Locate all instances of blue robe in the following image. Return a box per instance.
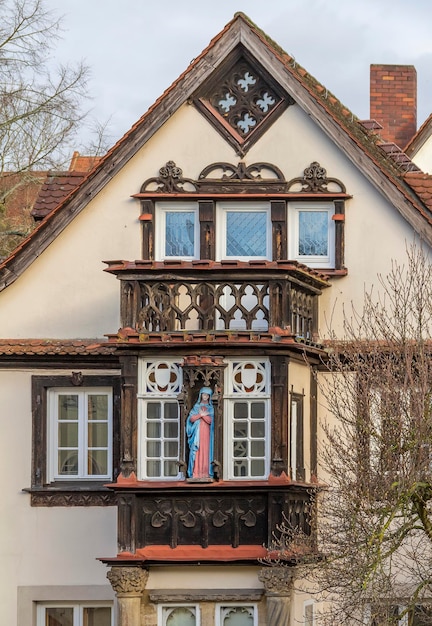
[186,387,214,478]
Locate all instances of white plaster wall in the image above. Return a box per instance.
[0,102,421,340]
[411,137,432,173]
[148,565,261,589]
[289,359,312,481]
[0,94,426,624]
[0,370,117,625]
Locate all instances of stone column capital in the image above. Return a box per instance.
[107,566,148,595]
[258,566,296,596]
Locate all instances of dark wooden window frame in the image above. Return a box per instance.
[289,391,305,481]
[141,196,345,272]
[28,374,121,506]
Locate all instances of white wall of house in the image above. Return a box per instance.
[0,70,426,625]
[0,103,419,341]
[410,137,432,173]
[0,369,117,625]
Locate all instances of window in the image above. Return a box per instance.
[290,393,305,481]
[156,202,199,260]
[217,202,271,260]
[138,360,183,480]
[31,375,120,505]
[224,360,270,479]
[37,603,112,626]
[138,358,271,481]
[304,600,315,626]
[48,388,112,481]
[158,605,199,626]
[216,604,257,626]
[289,202,335,268]
[368,604,432,625]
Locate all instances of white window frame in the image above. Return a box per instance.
[304,600,315,626]
[158,603,200,625]
[155,201,199,260]
[216,602,258,626]
[47,387,113,481]
[223,359,271,480]
[288,202,335,268]
[36,602,113,626]
[138,359,183,481]
[216,201,271,261]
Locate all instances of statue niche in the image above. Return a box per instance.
[180,357,225,482]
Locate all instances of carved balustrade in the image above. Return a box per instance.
[116,483,315,553]
[105,262,328,346]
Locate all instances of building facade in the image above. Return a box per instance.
[1,13,432,626]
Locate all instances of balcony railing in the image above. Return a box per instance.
[105,261,329,345]
[115,482,315,554]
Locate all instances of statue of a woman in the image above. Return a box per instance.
[186,387,214,479]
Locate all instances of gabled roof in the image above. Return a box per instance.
[403,172,432,209]
[0,172,46,221]
[1,12,432,291]
[405,113,432,159]
[31,170,89,221]
[31,151,103,220]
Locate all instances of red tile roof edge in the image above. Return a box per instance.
[0,338,115,356]
[113,545,268,562]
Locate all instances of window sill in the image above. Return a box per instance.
[320,267,348,277]
[23,483,117,507]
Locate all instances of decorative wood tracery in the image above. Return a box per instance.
[120,276,319,345]
[116,487,314,551]
[287,161,346,193]
[192,48,293,155]
[197,161,286,193]
[140,161,197,193]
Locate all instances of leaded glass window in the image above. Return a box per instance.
[217,203,271,260]
[226,211,267,257]
[298,210,328,256]
[160,606,197,626]
[289,203,335,268]
[166,211,196,257]
[217,605,257,626]
[156,203,199,260]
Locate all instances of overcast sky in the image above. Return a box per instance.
[44,0,432,150]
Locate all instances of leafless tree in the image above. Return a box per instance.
[264,244,432,625]
[0,0,94,257]
[314,243,432,625]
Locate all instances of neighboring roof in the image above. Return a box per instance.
[1,12,432,291]
[0,172,46,221]
[68,150,102,172]
[31,151,103,220]
[31,170,89,220]
[403,172,432,209]
[405,113,432,158]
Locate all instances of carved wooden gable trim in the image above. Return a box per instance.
[192,47,294,156]
[138,160,347,197]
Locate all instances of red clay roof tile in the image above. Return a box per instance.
[404,172,432,211]
[0,339,115,356]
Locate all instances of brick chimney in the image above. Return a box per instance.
[370,64,417,149]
